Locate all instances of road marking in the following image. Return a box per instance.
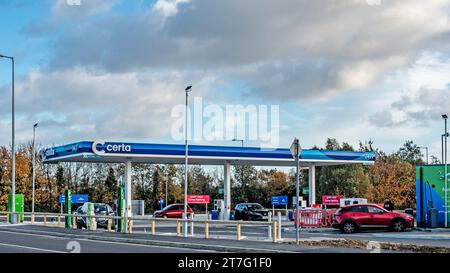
[0,227,299,253]
[75,238,215,252]
[0,229,68,241]
[0,242,65,253]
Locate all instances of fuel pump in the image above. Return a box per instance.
[64,189,72,228]
[117,186,125,232]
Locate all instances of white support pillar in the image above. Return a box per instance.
[308,163,316,205]
[223,161,231,220]
[124,161,132,232]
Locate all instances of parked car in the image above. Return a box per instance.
[75,203,115,229]
[332,204,414,234]
[153,204,194,218]
[233,203,270,221]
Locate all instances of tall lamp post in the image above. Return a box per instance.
[0,54,15,224]
[164,164,168,208]
[443,134,449,164]
[419,147,429,165]
[184,85,192,237]
[32,123,38,217]
[443,114,448,227]
[232,139,245,198]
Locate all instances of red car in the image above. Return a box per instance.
[153,204,194,218]
[332,204,414,234]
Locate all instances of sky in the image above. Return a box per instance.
[0,0,449,161]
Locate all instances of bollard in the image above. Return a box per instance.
[57,216,61,227]
[152,220,156,235]
[205,222,209,239]
[72,216,77,229]
[277,212,282,240]
[237,223,241,241]
[177,220,181,237]
[107,219,112,231]
[44,214,47,226]
[267,212,272,240]
[190,220,194,237]
[31,213,35,225]
[7,213,10,224]
[129,219,133,234]
[273,221,277,243]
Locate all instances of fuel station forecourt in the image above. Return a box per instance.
[40,140,376,234]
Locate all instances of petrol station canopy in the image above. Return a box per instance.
[40,141,376,167]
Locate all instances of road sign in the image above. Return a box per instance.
[59,194,89,204]
[271,195,288,206]
[187,195,210,204]
[322,195,341,206]
[302,187,309,194]
[290,138,302,158]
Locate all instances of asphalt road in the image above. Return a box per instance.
[131,220,450,248]
[0,229,214,253]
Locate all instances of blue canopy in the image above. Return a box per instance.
[40,141,376,167]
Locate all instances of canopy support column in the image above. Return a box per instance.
[224,161,231,220]
[124,160,132,232]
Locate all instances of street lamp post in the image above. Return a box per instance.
[443,134,449,164]
[165,164,168,208]
[443,114,448,227]
[184,85,192,237]
[419,147,429,165]
[0,54,15,224]
[32,123,38,216]
[290,138,302,244]
[232,139,244,197]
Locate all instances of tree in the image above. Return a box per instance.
[104,167,117,204]
[367,154,415,209]
[396,140,423,165]
[56,165,66,190]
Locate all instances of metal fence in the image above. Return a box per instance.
[0,211,283,242]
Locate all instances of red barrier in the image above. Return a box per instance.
[293,209,336,228]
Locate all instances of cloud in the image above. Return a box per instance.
[52,0,119,18]
[0,67,221,145]
[42,0,450,102]
[369,52,450,128]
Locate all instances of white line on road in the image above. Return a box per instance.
[0,229,68,241]
[75,238,216,252]
[0,242,65,253]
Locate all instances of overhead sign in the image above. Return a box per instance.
[59,194,89,204]
[187,195,210,204]
[271,195,288,206]
[322,195,341,206]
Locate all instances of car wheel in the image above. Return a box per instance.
[392,219,405,232]
[341,221,357,234]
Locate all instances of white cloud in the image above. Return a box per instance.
[152,0,190,18]
[0,67,222,145]
[369,52,450,128]
[52,0,118,18]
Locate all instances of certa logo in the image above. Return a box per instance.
[92,141,132,155]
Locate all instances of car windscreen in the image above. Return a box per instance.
[94,204,108,213]
[247,204,264,210]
